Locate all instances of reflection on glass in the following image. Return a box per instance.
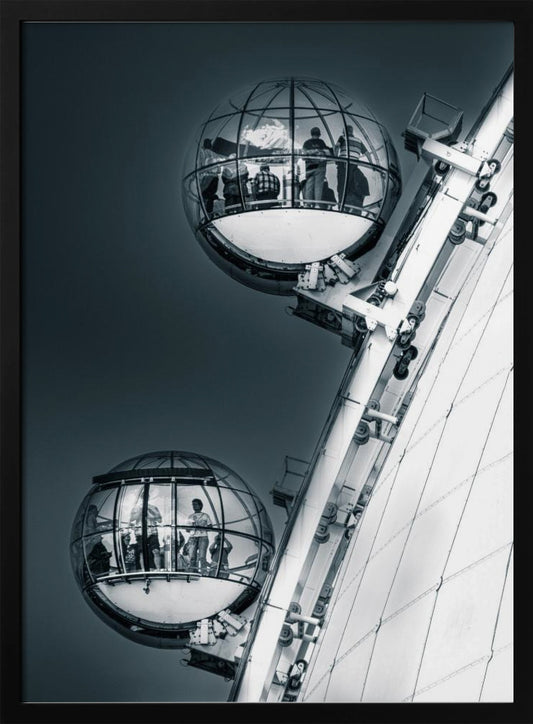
[71,494,90,542]
[197,139,223,215]
[85,488,116,533]
[208,532,233,578]
[344,114,388,168]
[175,527,188,571]
[183,174,202,228]
[182,77,402,259]
[224,535,260,585]
[201,115,242,160]
[71,538,85,581]
[118,484,143,572]
[120,527,138,572]
[221,158,251,213]
[336,159,370,212]
[240,112,291,157]
[219,488,260,538]
[85,533,114,578]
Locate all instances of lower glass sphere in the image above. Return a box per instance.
[70,451,275,648]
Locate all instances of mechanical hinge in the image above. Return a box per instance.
[189,618,217,646]
[355,399,399,445]
[421,137,482,176]
[273,670,289,686]
[297,261,326,291]
[188,610,247,647]
[279,602,321,647]
[216,609,247,636]
[343,292,403,342]
[314,502,338,544]
[327,254,361,284]
[283,659,309,701]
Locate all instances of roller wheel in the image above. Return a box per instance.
[448,219,467,245]
[393,363,409,380]
[398,329,416,349]
[481,191,498,209]
[279,624,294,647]
[354,421,370,445]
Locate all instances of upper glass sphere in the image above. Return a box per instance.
[182,77,402,294]
[70,451,275,648]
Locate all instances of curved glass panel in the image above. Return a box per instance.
[343,114,388,168]
[71,491,91,542]
[85,487,117,534]
[218,158,250,213]
[209,86,256,119]
[145,483,171,571]
[246,82,290,112]
[239,111,291,158]
[201,115,242,161]
[84,531,116,580]
[379,172,402,222]
[182,76,401,273]
[71,452,276,648]
[109,451,214,474]
[176,484,220,528]
[116,483,144,571]
[218,487,261,538]
[247,158,288,209]
[224,534,260,585]
[75,478,272,578]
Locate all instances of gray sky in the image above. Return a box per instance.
[22,21,513,702]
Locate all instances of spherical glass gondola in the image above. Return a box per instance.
[70,451,275,648]
[182,77,402,295]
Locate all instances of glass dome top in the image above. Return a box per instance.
[107,451,214,475]
[71,452,275,648]
[182,77,401,294]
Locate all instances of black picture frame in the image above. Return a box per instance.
[1,2,530,723]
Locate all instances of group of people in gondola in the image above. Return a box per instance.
[197,125,370,214]
[85,497,233,578]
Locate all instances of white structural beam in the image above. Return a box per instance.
[233,69,513,703]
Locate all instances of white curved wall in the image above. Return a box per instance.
[301,196,513,703]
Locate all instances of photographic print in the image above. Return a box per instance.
[1,2,524,720]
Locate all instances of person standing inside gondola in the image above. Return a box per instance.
[302,127,331,207]
[129,499,163,571]
[335,125,369,211]
[186,498,213,574]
